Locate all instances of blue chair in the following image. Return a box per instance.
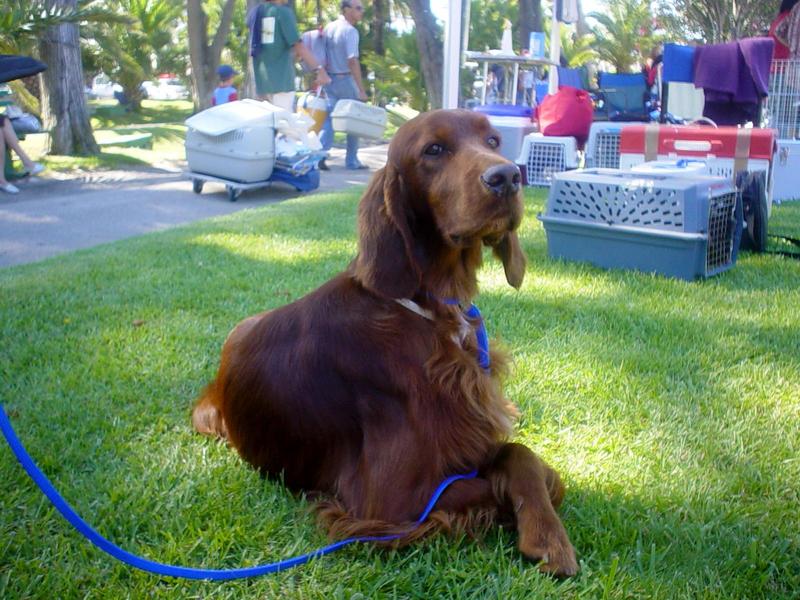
[659,43,696,123]
[557,67,586,90]
[597,72,650,121]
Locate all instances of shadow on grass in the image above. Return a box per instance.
[44,149,153,172]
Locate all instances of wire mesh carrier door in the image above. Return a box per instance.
[538,169,739,280]
[516,133,579,187]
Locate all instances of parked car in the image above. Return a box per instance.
[141,76,189,100]
[88,74,122,99]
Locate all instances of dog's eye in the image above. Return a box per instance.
[487,136,500,149]
[424,143,444,156]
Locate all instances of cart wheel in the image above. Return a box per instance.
[740,171,768,253]
[192,179,204,194]
[227,186,241,202]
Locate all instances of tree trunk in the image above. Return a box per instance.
[408,0,443,110]
[373,0,386,56]
[518,0,542,51]
[187,0,238,111]
[39,0,99,156]
[575,0,590,37]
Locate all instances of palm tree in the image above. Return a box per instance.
[0,0,122,115]
[84,0,183,111]
[589,0,654,73]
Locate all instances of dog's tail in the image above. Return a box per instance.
[191,383,228,440]
[315,498,497,547]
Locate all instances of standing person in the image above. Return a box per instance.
[319,0,368,170]
[211,64,238,106]
[247,0,330,111]
[770,0,800,60]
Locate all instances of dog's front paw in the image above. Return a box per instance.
[518,520,579,578]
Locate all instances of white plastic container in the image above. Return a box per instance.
[331,100,387,139]
[772,139,800,202]
[631,159,707,177]
[184,99,283,182]
[488,115,537,162]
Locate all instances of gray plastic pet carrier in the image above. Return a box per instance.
[585,122,639,169]
[538,169,739,280]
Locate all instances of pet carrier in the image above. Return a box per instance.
[618,124,774,180]
[772,140,800,202]
[766,59,800,203]
[331,100,387,139]
[585,122,640,169]
[185,99,281,183]
[515,133,579,187]
[487,115,537,162]
[538,169,739,280]
[619,124,775,250]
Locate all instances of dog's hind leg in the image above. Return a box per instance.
[192,315,263,440]
[192,383,228,440]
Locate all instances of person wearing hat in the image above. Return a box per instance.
[212,65,239,106]
[247,0,330,111]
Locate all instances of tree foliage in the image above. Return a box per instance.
[589,0,656,73]
[82,0,183,111]
[656,0,775,44]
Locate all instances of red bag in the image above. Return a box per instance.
[535,86,593,147]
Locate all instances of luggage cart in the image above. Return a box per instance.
[187,167,320,202]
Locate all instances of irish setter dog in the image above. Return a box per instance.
[192,109,578,577]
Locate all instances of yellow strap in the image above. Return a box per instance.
[645,123,660,162]
[733,128,751,182]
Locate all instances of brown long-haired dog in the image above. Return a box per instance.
[192,109,578,576]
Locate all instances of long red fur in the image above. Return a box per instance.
[192,110,579,576]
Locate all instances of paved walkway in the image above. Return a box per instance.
[0,144,388,268]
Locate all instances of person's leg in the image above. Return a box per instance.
[2,119,42,174]
[0,125,9,184]
[319,84,338,152]
[343,78,364,169]
[345,133,363,169]
[0,123,20,193]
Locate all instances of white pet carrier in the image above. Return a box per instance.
[515,133,579,187]
[331,100,387,139]
[184,99,282,183]
[487,115,537,162]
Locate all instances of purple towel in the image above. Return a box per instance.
[738,37,774,97]
[694,42,741,99]
[693,38,774,104]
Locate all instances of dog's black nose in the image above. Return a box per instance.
[480,164,521,197]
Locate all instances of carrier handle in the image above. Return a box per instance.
[687,117,718,128]
[666,138,724,153]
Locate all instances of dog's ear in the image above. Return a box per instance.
[351,165,422,298]
[492,231,526,289]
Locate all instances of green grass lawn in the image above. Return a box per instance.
[18,99,193,173]
[1,189,799,599]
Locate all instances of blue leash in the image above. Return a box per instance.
[0,405,477,580]
[443,300,491,371]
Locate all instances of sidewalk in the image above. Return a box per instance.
[0,144,388,269]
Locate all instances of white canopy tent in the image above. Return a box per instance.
[442,1,562,109]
